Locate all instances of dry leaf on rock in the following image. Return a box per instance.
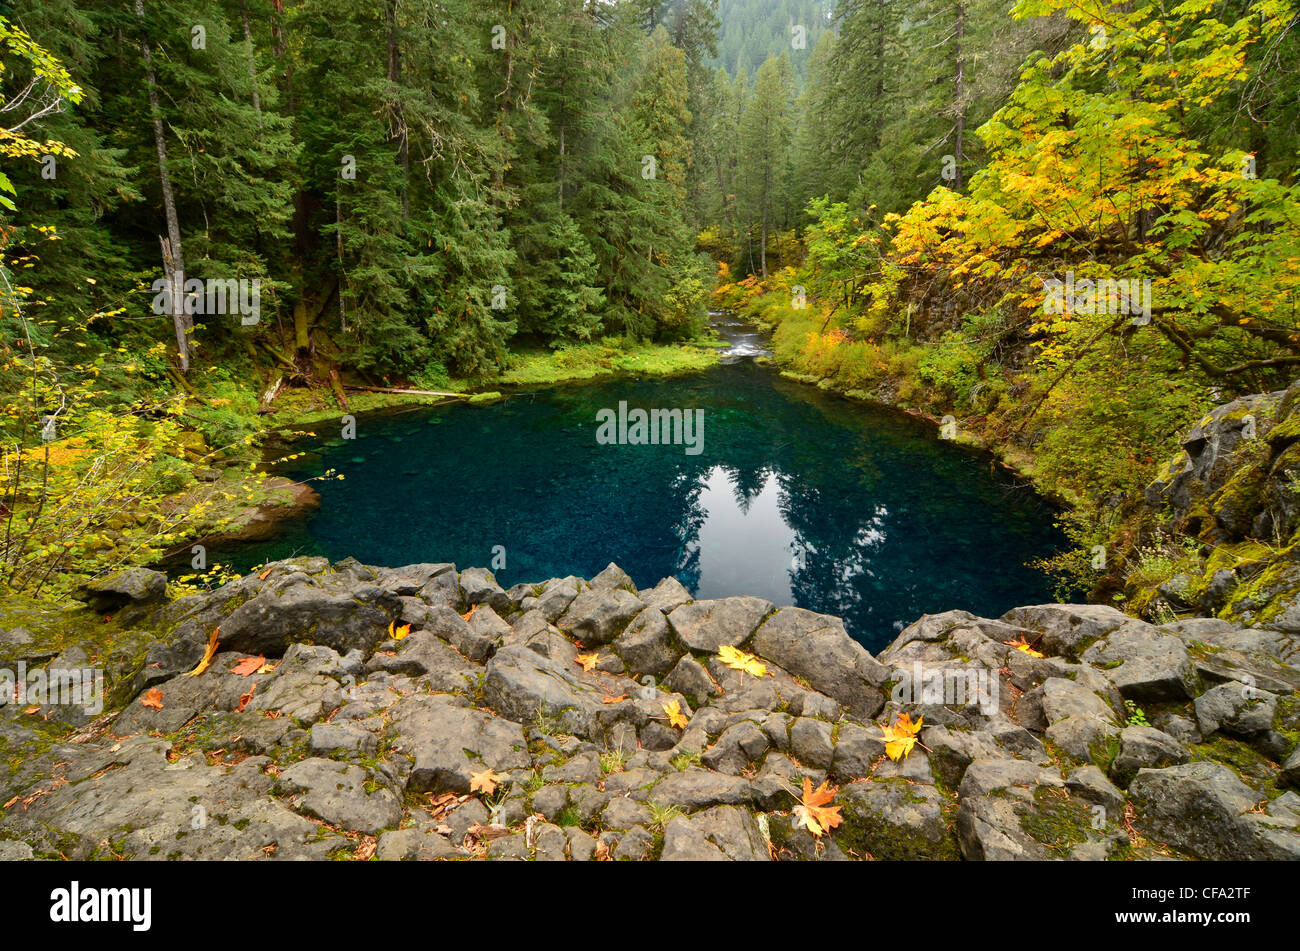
[792,777,842,837]
[140,688,164,711]
[184,628,219,677]
[718,644,768,678]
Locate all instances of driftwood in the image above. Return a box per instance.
[342,384,466,399]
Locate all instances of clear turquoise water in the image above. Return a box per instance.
[220,363,1065,653]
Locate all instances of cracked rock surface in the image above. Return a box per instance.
[1,561,1297,860]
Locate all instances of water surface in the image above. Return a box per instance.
[225,340,1064,651]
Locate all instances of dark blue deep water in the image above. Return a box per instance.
[222,362,1064,652]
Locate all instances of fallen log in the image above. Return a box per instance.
[342,384,466,398]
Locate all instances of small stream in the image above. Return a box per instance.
[712,309,774,363]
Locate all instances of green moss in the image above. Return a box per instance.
[1019,785,1096,857]
[496,339,719,387]
[1221,551,1300,624]
[834,780,960,861]
[1266,411,1300,447]
[1188,736,1276,790]
[555,804,584,828]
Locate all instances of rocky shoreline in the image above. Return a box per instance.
[1,558,1297,861]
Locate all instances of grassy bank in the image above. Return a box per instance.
[496,335,721,386]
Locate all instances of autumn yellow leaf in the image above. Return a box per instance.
[1003,636,1044,658]
[140,688,164,711]
[231,655,265,677]
[792,777,842,837]
[574,652,599,672]
[388,620,411,641]
[183,628,219,677]
[662,699,688,730]
[470,769,506,796]
[717,644,768,678]
[881,712,924,761]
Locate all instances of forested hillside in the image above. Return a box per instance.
[3,0,1300,876]
[707,0,832,77]
[2,0,718,388]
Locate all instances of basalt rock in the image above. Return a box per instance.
[1,558,1297,862]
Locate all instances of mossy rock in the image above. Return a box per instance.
[1019,785,1102,857]
[835,779,960,860]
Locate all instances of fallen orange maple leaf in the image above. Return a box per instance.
[1003,636,1044,658]
[574,652,599,672]
[235,683,256,713]
[140,688,164,711]
[792,777,842,837]
[231,655,265,677]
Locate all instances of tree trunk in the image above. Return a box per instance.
[135,0,190,373]
[494,1,514,192]
[336,196,347,332]
[241,0,262,124]
[952,1,966,191]
[386,0,409,218]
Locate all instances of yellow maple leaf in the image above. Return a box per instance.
[1003,636,1044,658]
[388,620,411,641]
[470,768,506,796]
[574,652,599,672]
[881,712,924,761]
[183,627,220,678]
[718,644,768,678]
[662,699,688,730]
[792,777,842,837]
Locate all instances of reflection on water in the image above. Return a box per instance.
[218,358,1065,653]
[688,466,796,605]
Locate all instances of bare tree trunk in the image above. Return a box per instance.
[952,0,966,191]
[386,0,410,218]
[240,0,263,126]
[135,0,190,373]
[494,1,514,193]
[336,196,347,332]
